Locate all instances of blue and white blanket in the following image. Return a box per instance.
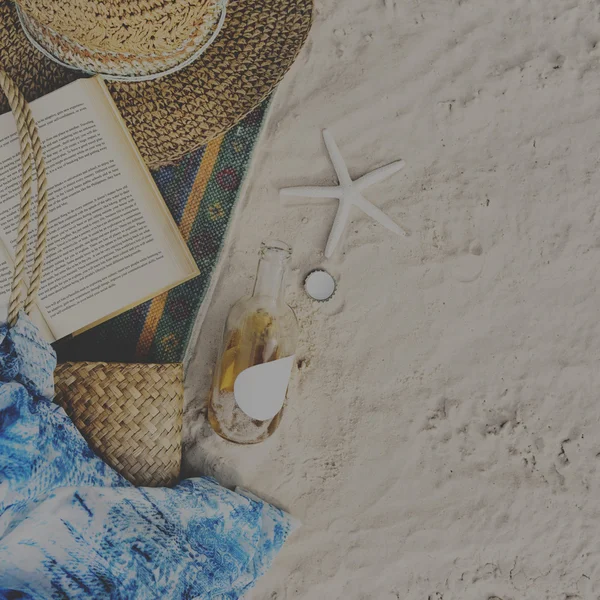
[0,315,296,599]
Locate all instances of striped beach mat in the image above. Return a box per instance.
[54,99,270,364]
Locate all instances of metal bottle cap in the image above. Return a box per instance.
[304,269,336,302]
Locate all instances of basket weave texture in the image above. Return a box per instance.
[16,0,216,55]
[54,362,184,487]
[17,0,224,78]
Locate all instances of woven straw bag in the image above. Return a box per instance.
[54,362,183,486]
[0,71,183,487]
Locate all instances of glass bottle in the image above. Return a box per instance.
[208,241,299,444]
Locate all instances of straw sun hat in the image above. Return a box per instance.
[0,0,312,167]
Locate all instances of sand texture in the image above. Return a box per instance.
[185,0,600,597]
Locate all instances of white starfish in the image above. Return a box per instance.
[280,129,407,258]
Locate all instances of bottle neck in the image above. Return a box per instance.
[252,243,290,301]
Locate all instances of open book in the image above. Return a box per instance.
[0,77,199,342]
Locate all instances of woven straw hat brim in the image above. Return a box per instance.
[0,0,312,168]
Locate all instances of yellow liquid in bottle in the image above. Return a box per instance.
[208,310,284,444]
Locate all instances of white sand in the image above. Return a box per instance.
[185,0,600,597]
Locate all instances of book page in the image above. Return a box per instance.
[0,77,198,341]
[0,240,55,341]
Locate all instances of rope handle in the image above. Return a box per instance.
[0,72,49,326]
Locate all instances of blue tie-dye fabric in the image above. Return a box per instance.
[0,314,297,599]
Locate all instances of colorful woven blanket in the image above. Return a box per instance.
[55,100,270,364]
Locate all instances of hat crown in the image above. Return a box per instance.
[16,0,216,55]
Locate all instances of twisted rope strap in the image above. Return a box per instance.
[0,72,49,326]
